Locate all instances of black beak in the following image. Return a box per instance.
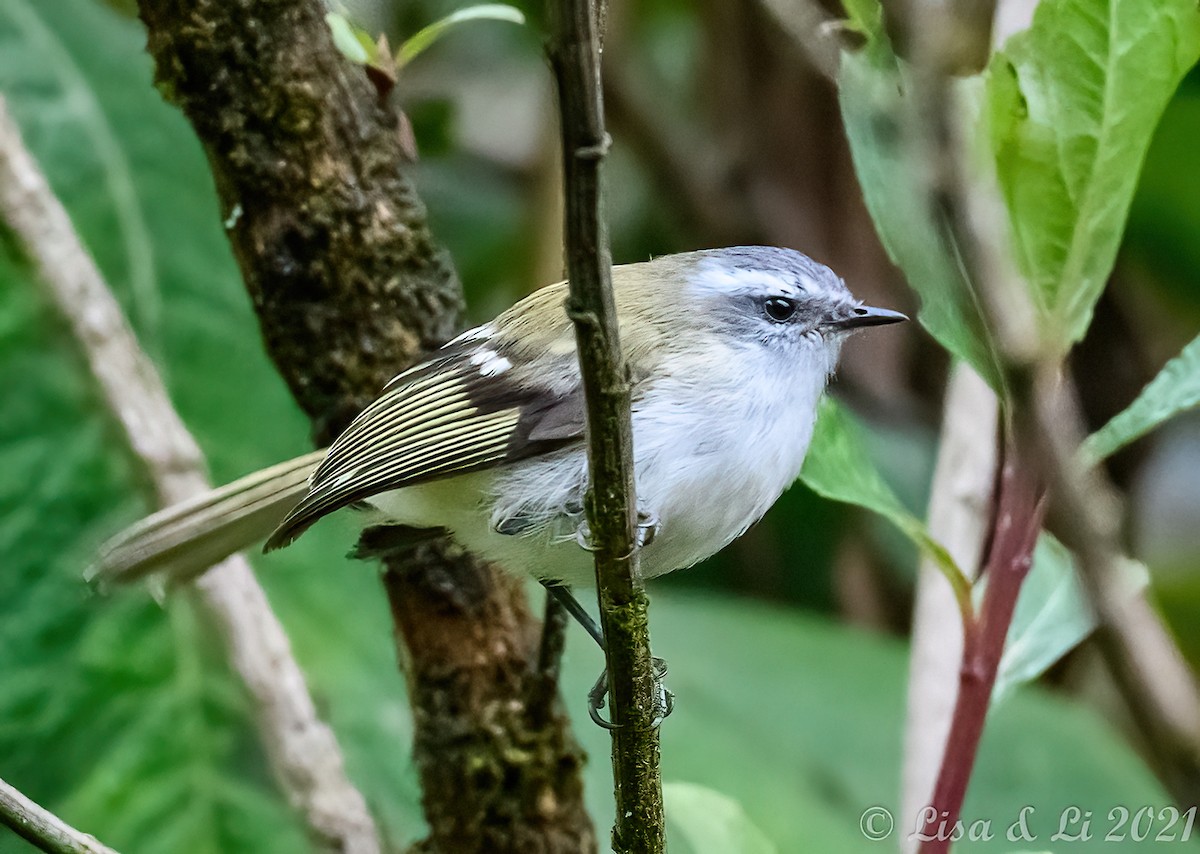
[823,305,908,331]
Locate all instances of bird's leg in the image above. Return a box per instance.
[544,583,605,650]
[541,581,674,729]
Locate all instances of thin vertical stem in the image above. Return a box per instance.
[916,441,1044,854]
[545,0,665,850]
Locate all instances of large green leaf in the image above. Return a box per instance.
[838,45,1002,390]
[1082,332,1200,462]
[0,247,305,852]
[0,0,419,848]
[563,592,1176,852]
[987,0,1200,350]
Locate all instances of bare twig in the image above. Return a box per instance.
[898,5,1047,846]
[547,0,665,851]
[901,364,997,847]
[0,98,381,854]
[528,595,572,729]
[0,776,119,854]
[894,0,998,76]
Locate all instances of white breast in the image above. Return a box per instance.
[629,343,828,577]
[367,340,833,587]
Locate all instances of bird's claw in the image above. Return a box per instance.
[574,519,598,552]
[586,656,674,729]
[573,508,659,555]
[636,510,659,549]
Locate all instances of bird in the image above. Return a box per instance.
[89,246,905,721]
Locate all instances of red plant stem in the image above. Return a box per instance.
[916,453,1045,854]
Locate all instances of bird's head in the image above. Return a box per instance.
[631,246,906,379]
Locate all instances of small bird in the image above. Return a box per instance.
[90,246,904,718]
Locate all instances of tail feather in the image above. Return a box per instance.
[88,450,326,586]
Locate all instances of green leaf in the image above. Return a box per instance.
[987,0,1200,350]
[664,783,778,854]
[801,398,971,606]
[0,235,304,853]
[0,0,420,848]
[563,592,1176,853]
[838,46,1002,390]
[0,3,301,850]
[1082,332,1200,462]
[992,535,1149,703]
[839,0,887,48]
[325,12,373,65]
[396,4,526,70]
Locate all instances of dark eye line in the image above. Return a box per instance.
[763,296,797,322]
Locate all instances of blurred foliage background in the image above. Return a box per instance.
[1,0,1198,851]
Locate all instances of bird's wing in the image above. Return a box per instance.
[265,338,585,549]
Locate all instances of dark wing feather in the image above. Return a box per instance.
[265,345,584,550]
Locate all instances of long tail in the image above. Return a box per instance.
[87,450,326,586]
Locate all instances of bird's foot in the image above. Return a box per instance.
[587,656,674,729]
[573,508,659,554]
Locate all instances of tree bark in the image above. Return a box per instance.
[133,1,594,850]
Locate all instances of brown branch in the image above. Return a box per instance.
[0,776,119,854]
[0,98,380,853]
[885,6,1042,844]
[916,443,1044,854]
[547,1,665,852]
[529,595,572,730]
[130,0,593,849]
[894,6,1044,847]
[381,546,593,853]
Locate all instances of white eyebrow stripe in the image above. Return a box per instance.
[692,264,802,298]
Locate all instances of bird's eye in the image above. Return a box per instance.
[763,297,797,322]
